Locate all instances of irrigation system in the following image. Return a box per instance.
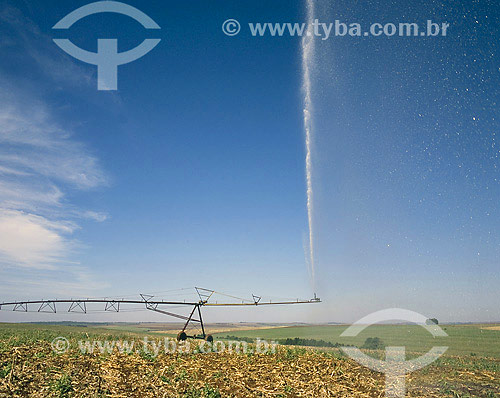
[0,287,321,342]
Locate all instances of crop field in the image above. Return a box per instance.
[0,323,499,397]
[214,324,500,359]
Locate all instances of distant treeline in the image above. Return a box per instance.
[224,336,255,344]
[223,336,353,348]
[277,338,353,348]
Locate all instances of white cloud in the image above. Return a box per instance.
[0,210,77,269]
[0,84,108,293]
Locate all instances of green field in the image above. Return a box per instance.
[1,322,499,359]
[214,324,500,359]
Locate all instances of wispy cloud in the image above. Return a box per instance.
[0,84,108,298]
[0,88,110,297]
[0,86,107,273]
[0,105,107,190]
[0,4,93,87]
[0,265,109,298]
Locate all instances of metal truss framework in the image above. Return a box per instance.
[0,288,321,341]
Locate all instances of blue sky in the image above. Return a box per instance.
[0,0,498,323]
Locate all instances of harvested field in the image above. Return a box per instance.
[482,326,500,331]
[0,324,499,397]
[1,341,499,397]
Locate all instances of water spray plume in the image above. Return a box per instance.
[301,0,316,289]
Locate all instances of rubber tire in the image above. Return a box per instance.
[177,331,187,341]
[205,334,213,343]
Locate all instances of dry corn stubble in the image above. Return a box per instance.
[0,342,498,397]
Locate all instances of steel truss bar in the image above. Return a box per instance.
[140,294,201,323]
[140,294,155,303]
[147,306,201,322]
[69,301,87,313]
[176,304,209,341]
[0,299,321,309]
[197,305,205,337]
[195,287,214,303]
[0,299,320,308]
[204,299,319,306]
[0,299,200,306]
[38,301,57,313]
[13,303,28,312]
[181,305,200,334]
[105,301,120,312]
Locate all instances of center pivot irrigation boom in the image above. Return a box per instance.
[0,288,321,342]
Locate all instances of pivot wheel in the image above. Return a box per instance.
[177,331,187,341]
[205,334,213,343]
